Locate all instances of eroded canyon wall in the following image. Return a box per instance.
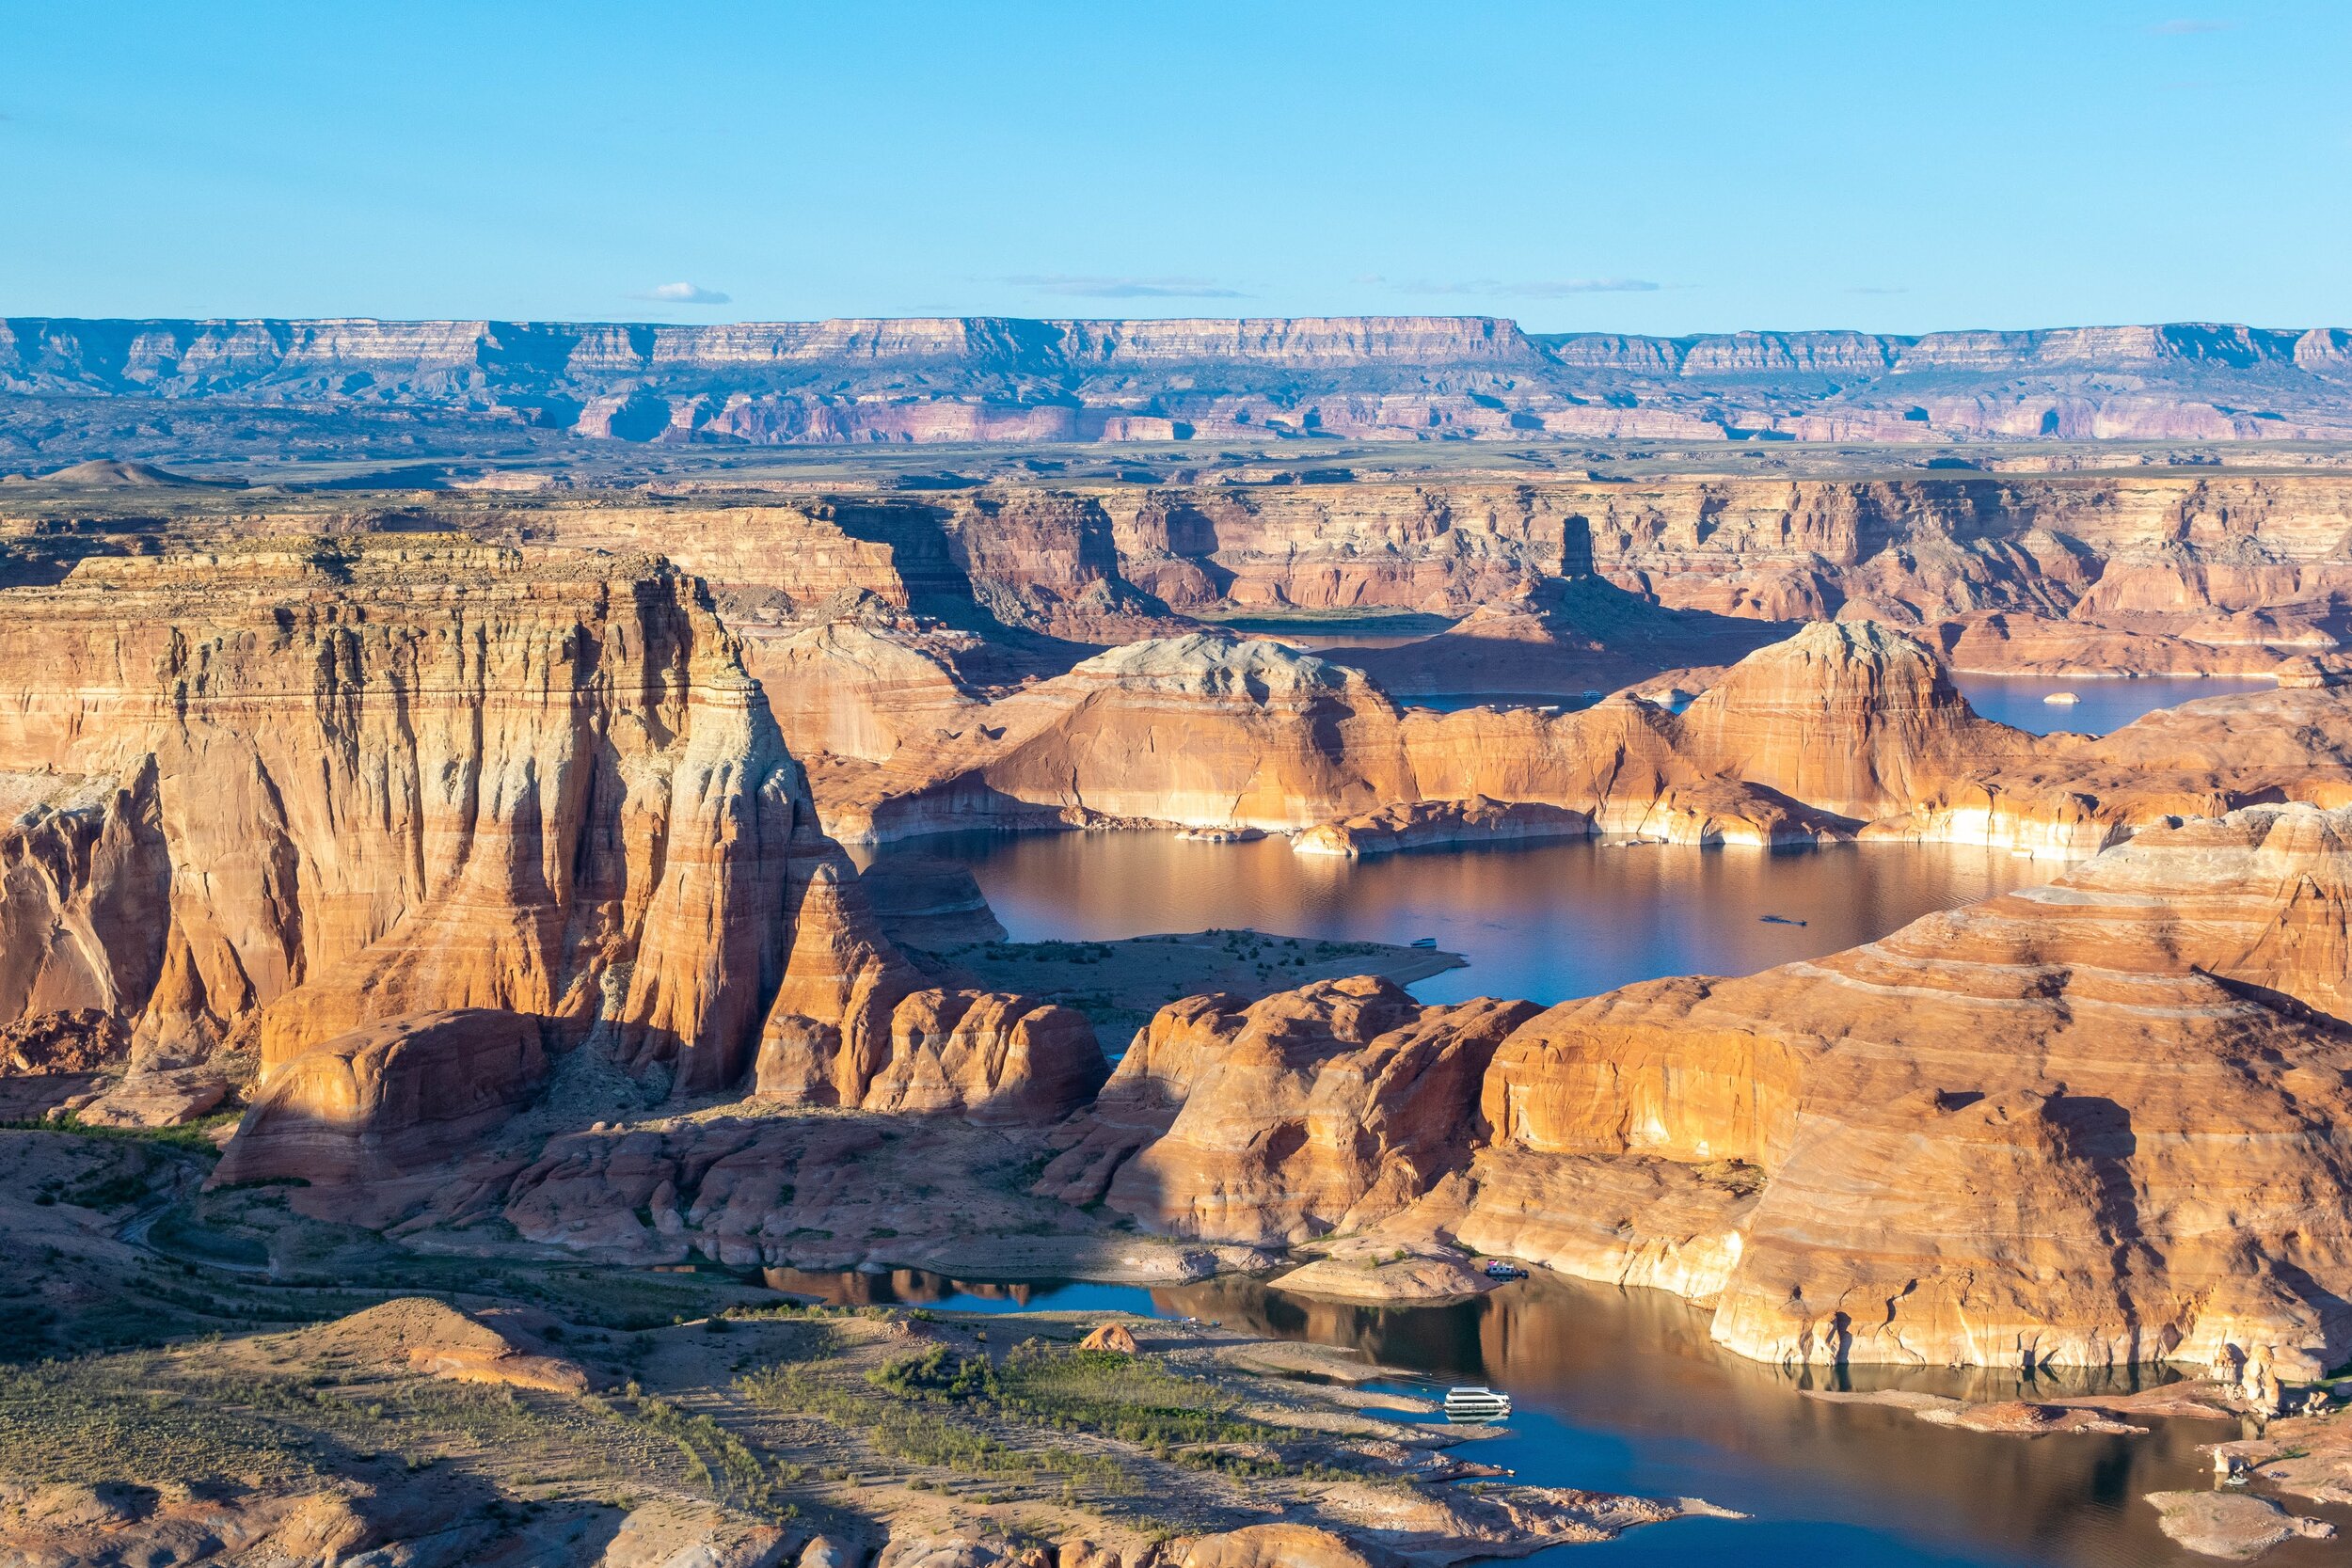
[511,474,2352,666]
[1057,804,2352,1379]
[0,539,883,1091]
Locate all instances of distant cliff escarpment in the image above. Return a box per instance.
[5,315,2351,445]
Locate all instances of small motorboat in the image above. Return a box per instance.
[2042,691,2082,705]
[1444,1386,1513,1422]
[1410,936,1438,949]
[1483,1259,1528,1280]
[1759,913,1807,927]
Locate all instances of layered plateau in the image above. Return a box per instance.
[7,314,2352,449]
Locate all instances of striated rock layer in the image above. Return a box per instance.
[10,315,2352,445]
[1067,804,2352,1378]
[0,539,1101,1153]
[814,616,2352,867]
[1041,976,1536,1247]
[1467,802,2352,1377]
[816,621,2038,847]
[0,539,861,1089]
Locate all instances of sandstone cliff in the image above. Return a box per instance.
[806,613,2352,868]
[21,472,2350,683]
[1053,803,2352,1378]
[0,539,849,1090]
[1466,802,2352,1378]
[0,539,1106,1151]
[813,621,2038,851]
[816,634,1422,841]
[1041,976,1536,1247]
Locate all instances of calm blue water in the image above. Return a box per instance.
[1951,673,2276,736]
[859,832,2049,1006]
[1395,674,2272,730]
[759,1267,2337,1568]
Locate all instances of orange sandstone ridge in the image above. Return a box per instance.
[806,617,2352,859]
[1063,804,2352,1379]
[0,540,1097,1115]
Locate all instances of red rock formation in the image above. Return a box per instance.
[0,1009,129,1075]
[297,1297,590,1394]
[857,990,1105,1126]
[818,634,1422,842]
[0,540,885,1096]
[1467,802,2352,1377]
[1053,975,1536,1246]
[1867,683,2352,856]
[212,1009,548,1190]
[1289,799,1591,858]
[749,608,987,765]
[1669,619,2024,821]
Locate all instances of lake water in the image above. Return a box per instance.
[816,832,2351,1564]
[757,1266,2345,1568]
[857,832,2052,1006]
[831,673,2322,1562]
[1951,673,2276,736]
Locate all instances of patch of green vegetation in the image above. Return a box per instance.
[992,1340,1286,1450]
[626,1391,800,1517]
[0,1342,674,1497]
[739,1345,1129,1491]
[0,1354,317,1484]
[2,1112,240,1158]
[742,1335,1317,1497]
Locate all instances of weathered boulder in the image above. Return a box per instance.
[1077,1322,1139,1354]
[1083,975,1536,1246]
[212,1009,547,1189]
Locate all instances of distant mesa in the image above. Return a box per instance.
[31,458,206,487]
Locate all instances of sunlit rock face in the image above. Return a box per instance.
[1472,802,2352,1378]
[211,1008,548,1189]
[0,539,868,1092]
[1041,974,1536,1247]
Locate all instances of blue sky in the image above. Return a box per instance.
[4,2,2344,333]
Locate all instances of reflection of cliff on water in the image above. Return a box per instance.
[1146,1271,2343,1568]
[761,1266,1048,1307]
[866,831,2056,1006]
[747,1265,2347,1564]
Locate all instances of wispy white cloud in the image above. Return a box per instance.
[2148,18,2235,34]
[628,281,731,304]
[1392,277,1662,297]
[1002,274,1248,299]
